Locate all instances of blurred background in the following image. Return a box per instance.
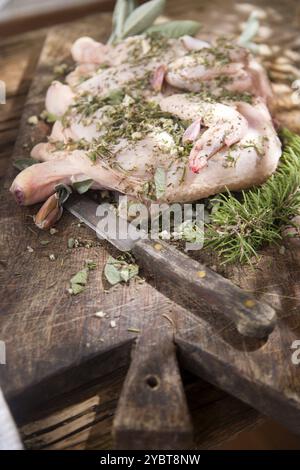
[0,0,115,36]
[1,0,300,450]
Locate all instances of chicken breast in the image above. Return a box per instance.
[10,33,281,206]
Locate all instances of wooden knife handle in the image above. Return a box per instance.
[132,238,276,338]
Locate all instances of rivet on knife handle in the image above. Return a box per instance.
[132,239,276,338]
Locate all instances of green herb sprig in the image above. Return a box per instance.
[108,0,200,44]
[204,129,300,264]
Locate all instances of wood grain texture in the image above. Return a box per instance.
[1,0,300,449]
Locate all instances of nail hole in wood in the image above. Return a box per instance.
[146,375,160,390]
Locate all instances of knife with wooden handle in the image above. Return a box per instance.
[65,194,276,338]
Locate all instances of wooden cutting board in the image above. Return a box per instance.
[1,2,300,449]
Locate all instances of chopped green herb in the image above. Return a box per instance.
[86,260,97,270]
[53,63,69,76]
[178,220,203,244]
[154,167,166,199]
[121,0,166,38]
[71,283,85,295]
[205,129,300,264]
[73,179,94,194]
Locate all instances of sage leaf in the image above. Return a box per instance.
[86,260,97,270]
[73,179,94,194]
[147,20,201,39]
[128,263,139,279]
[178,220,203,244]
[122,0,166,38]
[154,167,166,199]
[13,158,36,171]
[68,238,75,249]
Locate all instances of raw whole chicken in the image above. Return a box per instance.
[10,33,281,207]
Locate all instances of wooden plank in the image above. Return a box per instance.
[133,239,276,338]
[20,367,128,450]
[0,0,116,37]
[0,10,173,411]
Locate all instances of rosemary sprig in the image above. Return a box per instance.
[204,129,300,264]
